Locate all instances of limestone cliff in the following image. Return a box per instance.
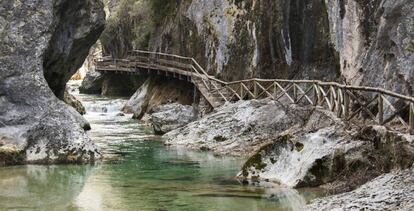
[143,0,413,95]
[0,0,105,165]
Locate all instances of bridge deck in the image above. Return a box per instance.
[95,50,414,135]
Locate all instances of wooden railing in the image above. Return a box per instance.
[95,50,414,135]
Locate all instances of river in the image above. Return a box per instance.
[0,81,322,211]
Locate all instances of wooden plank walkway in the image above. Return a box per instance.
[95,50,414,135]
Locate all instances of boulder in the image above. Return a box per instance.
[122,78,150,115]
[164,99,338,157]
[79,70,104,94]
[0,0,105,165]
[64,89,86,115]
[238,124,414,190]
[151,103,197,135]
[122,76,194,119]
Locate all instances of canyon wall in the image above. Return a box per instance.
[0,0,105,165]
[141,0,413,94]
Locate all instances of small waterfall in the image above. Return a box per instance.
[83,99,126,115]
[67,80,127,116]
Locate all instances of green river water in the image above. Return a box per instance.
[0,83,322,211]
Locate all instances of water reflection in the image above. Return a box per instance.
[0,165,92,210]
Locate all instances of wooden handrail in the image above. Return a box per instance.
[94,50,414,134]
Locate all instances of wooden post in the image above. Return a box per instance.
[378,94,384,125]
[313,84,319,106]
[343,88,349,119]
[330,86,335,111]
[337,88,342,118]
[240,83,244,100]
[253,80,258,99]
[318,85,324,106]
[293,83,297,103]
[409,102,414,135]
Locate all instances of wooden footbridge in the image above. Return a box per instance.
[95,50,414,134]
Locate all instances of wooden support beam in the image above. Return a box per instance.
[337,88,343,118]
[293,83,297,102]
[240,83,244,100]
[381,96,408,127]
[294,85,313,104]
[343,88,349,119]
[273,82,278,99]
[313,84,319,106]
[378,94,384,125]
[253,80,258,99]
[330,86,336,112]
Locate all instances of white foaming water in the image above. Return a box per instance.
[83,99,126,115]
[67,80,158,154]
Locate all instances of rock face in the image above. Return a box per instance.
[164,99,338,157]
[306,167,414,210]
[42,0,106,99]
[148,0,339,81]
[138,0,413,95]
[151,103,197,135]
[0,0,105,165]
[325,0,414,95]
[122,76,194,119]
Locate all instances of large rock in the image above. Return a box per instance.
[0,0,105,165]
[238,124,414,190]
[122,76,194,119]
[122,78,150,116]
[306,167,414,210]
[79,70,104,94]
[151,103,197,135]
[164,99,338,157]
[64,89,86,115]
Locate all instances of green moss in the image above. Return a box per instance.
[0,146,24,166]
[295,142,304,152]
[241,135,293,177]
[241,153,267,177]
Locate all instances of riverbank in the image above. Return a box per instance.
[155,98,414,209]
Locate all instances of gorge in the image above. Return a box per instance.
[1,0,414,210]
